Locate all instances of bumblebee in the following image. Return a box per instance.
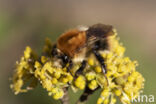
[51,23,114,78]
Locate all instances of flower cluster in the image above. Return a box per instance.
[34,59,73,99]
[10,30,145,104]
[95,36,145,104]
[10,46,38,94]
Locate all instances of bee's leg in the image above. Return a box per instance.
[93,50,109,85]
[93,50,107,74]
[75,60,87,76]
[76,60,98,104]
[67,59,73,72]
[61,55,73,72]
[93,49,109,86]
[51,45,73,72]
[77,86,100,103]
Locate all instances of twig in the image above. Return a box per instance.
[60,87,69,104]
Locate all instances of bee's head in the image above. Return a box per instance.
[86,23,114,42]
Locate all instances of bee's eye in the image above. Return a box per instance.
[64,55,69,62]
[51,45,58,56]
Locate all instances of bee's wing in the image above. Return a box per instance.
[76,36,100,52]
[86,36,99,46]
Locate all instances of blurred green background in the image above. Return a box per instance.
[0,0,156,104]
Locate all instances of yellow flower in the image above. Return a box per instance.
[88,80,98,90]
[53,90,64,100]
[51,78,58,84]
[114,89,122,96]
[97,98,103,104]
[10,46,38,94]
[86,72,96,81]
[103,99,109,104]
[74,75,86,90]
[101,88,109,97]
[95,66,102,73]
[41,56,48,64]
[88,58,94,66]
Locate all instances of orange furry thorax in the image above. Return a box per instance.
[57,29,86,57]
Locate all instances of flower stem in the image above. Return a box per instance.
[60,87,69,104]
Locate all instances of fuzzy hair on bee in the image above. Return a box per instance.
[57,29,87,58]
[51,23,115,80]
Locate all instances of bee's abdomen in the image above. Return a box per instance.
[87,23,113,38]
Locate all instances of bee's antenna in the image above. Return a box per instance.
[103,73,109,86]
[101,65,109,86]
